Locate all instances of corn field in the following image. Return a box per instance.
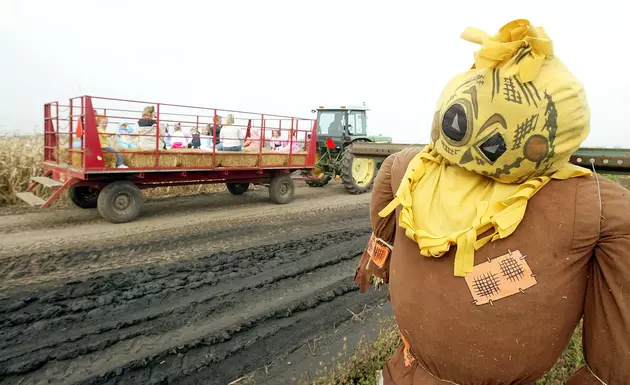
[0,135,226,206]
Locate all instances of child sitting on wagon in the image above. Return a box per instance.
[97,116,128,168]
[200,125,214,151]
[276,128,302,153]
[169,123,187,149]
[187,127,202,149]
[116,123,137,149]
[243,126,261,152]
[270,129,283,151]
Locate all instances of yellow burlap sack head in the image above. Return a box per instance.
[430,19,590,183]
[379,19,592,277]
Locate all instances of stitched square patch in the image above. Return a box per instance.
[465,249,537,306]
[366,233,392,268]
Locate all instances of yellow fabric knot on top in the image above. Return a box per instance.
[461,19,554,83]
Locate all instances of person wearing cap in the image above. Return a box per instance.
[355,19,630,385]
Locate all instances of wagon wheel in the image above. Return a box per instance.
[69,186,100,209]
[269,174,295,204]
[97,181,143,223]
[226,183,250,195]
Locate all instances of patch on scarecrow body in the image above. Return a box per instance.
[366,233,392,268]
[400,332,415,367]
[464,249,537,306]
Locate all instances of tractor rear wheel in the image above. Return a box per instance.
[226,183,250,195]
[341,143,377,194]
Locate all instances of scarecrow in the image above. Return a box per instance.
[355,19,629,385]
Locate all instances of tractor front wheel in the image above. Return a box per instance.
[340,143,377,194]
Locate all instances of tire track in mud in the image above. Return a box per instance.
[0,230,383,385]
[0,205,370,292]
[0,186,370,259]
[0,184,351,235]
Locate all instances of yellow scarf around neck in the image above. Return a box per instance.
[378,145,590,277]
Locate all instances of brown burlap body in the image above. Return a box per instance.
[355,147,630,385]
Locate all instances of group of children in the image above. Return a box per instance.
[86,105,304,169]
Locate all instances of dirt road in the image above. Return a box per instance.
[0,183,387,385]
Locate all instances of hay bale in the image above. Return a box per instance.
[102,153,118,168]
[55,147,307,170]
[118,152,154,168]
[115,150,179,169]
[259,151,308,167]
[260,154,286,167]
[57,147,70,165]
[215,152,258,167]
[175,149,213,168]
[288,154,307,166]
[158,153,179,168]
[101,150,170,168]
[177,149,266,168]
[71,150,83,168]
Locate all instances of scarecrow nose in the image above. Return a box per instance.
[460,148,474,164]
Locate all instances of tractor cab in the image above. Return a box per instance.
[314,105,371,150]
[305,105,392,194]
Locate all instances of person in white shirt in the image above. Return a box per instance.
[216,114,244,151]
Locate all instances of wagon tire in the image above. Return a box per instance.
[269,174,294,204]
[97,181,143,223]
[226,183,250,195]
[69,186,100,209]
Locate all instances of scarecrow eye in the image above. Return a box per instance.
[442,104,467,142]
[479,133,507,163]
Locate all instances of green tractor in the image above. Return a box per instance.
[305,105,392,194]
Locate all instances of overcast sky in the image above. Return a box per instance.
[0,0,627,147]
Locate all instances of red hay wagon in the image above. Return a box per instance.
[16,96,319,223]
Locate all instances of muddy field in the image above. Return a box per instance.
[0,183,387,385]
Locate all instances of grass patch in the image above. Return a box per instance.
[304,317,585,385]
[536,322,585,384]
[301,317,400,385]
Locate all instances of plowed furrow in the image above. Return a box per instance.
[0,207,370,292]
[0,234,376,384]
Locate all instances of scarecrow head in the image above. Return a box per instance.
[431,19,590,183]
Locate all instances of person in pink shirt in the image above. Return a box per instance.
[243,126,261,151]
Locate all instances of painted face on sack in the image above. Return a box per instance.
[431,66,559,184]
